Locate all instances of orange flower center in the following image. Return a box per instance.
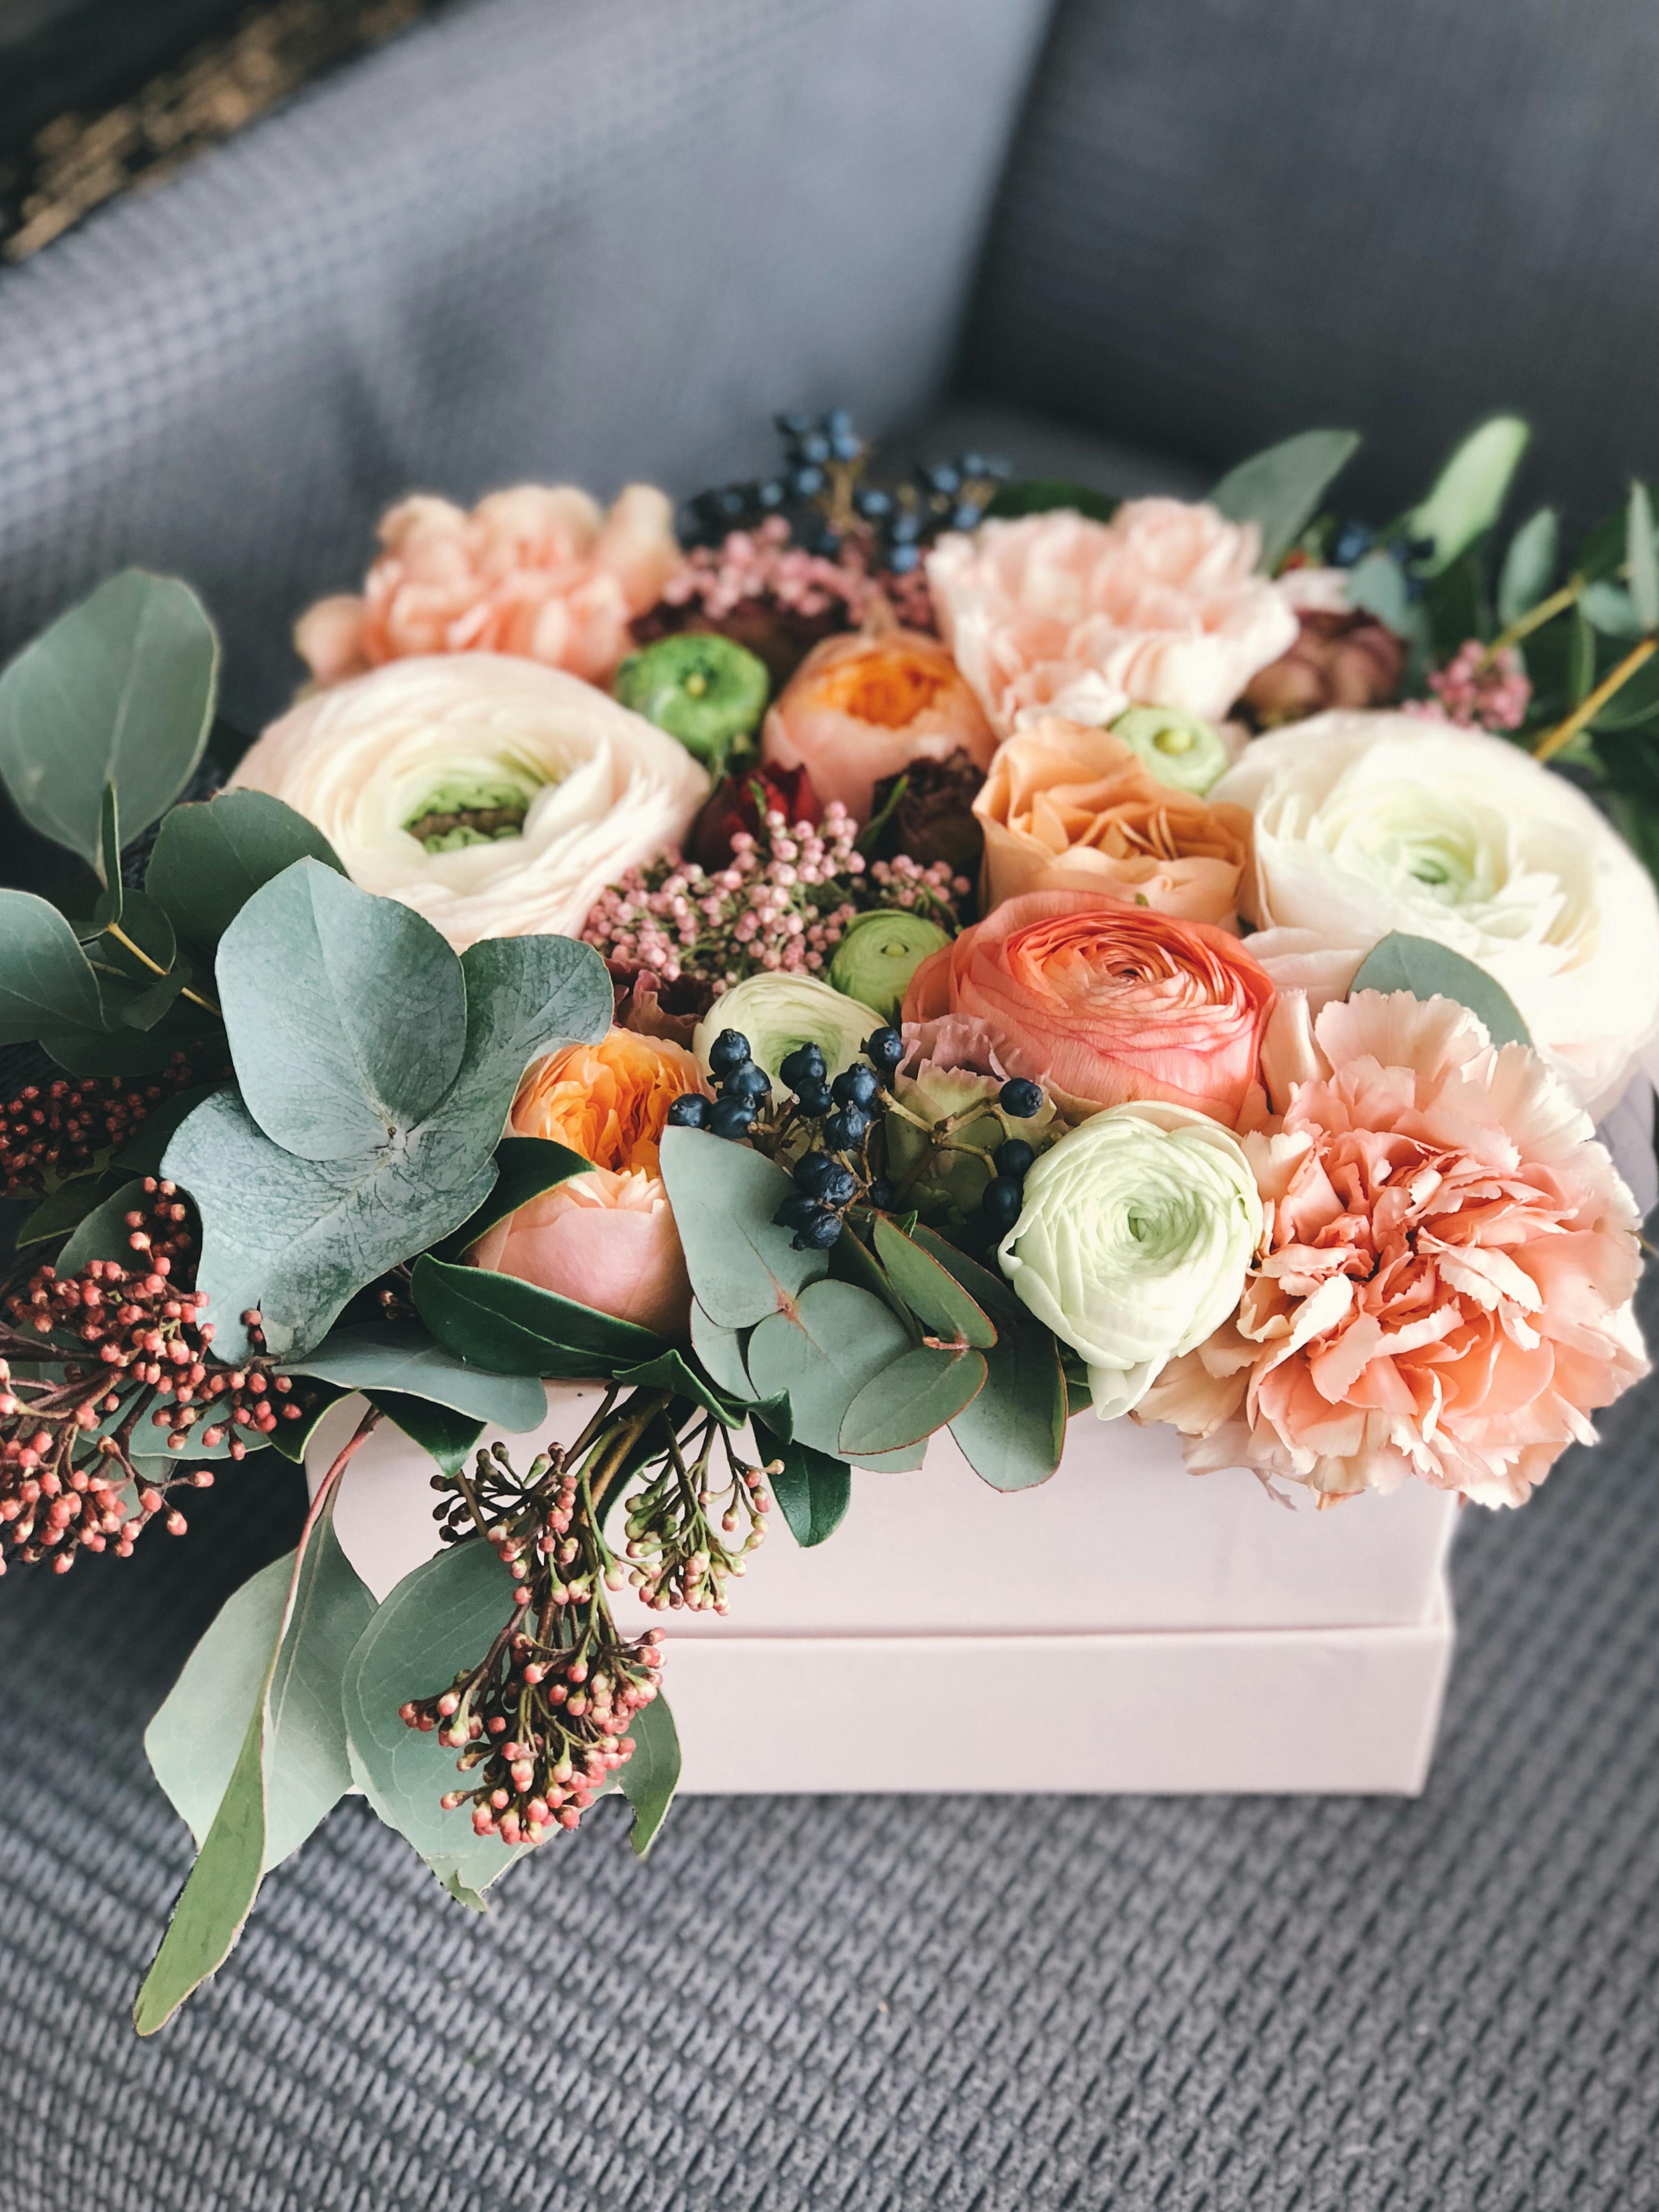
[817,650,953,728]
[511,1031,706,1179]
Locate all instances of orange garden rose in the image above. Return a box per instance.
[973,715,1253,925]
[902,890,1275,1125]
[467,1030,709,1337]
[760,627,997,820]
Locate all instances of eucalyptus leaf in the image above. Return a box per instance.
[1344,548,1412,636]
[745,1278,912,1462]
[619,1693,680,1858]
[839,1344,986,1455]
[146,790,344,944]
[658,1127,828,1328]
[1497,506,1559,626]
[1406,416,1530,575]
[984,478,1120,524]
[1626,482,1659,634]
[1349,932,1531,1047]
[1210,429,1360,570]
[909,1226,1022,1325]
[440,1135,593,1257]
[689,1301,753,1400]
[0,890,105,1043]
[947,1316,1066,1491]
[447,933,613,1147]
[0,571,218,868]
[1581,582,1646,638]
[341,1539,532,1901]
[286,1321,546,1430]
[216,861,467,1161]
[762,1430,851,1546]
[871,1218,997,1348]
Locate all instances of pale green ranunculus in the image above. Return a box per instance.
[693,971,879,1087]
[828,909,950,1024]
[1110,705,1230,795]
[998,1100,1261,1420]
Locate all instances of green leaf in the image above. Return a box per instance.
[1349,931,1531,1048]
[763,1430,851,1545]
[55,1174,145,1273]
[909,1225,1022,1325]
[217,860,467,1161]
[1497,506,1559,626]
[285,1321,547,1430]
[0,572,218,868]
[0,890,104,1043]
[612,1348,746,1425]
[1210,429,1360,570]
[369,1393,484,1477]
[341,1539,532,1901]
[745,1278,912,1463]
[144,1517,374,1871]
[1627,483,1659,634]
[1345,548,1413,636]
[410,1252,665,1376]
[133,1481,357,2033]
[145,789,344,945]
[657,1126,828,1328]
[689,1301,753,1400]
[265,1382,345,1466]
[839,1344,986,1455]
[1569,606,1597,707]
[112,1083,225,1174]
[1406,416,1531,576]
[1592,650,1659,733]
[984,478,1120,525]
[95,782,122,906]
[16,1169,122,1248]
[1581,582,1645,638]
[619,1693,680,1858]
[947,1316,1066,1491]
[440,1135,593,1257]
[872,1217,996,1348]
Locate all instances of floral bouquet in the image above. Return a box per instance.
[3,411,1656,2033]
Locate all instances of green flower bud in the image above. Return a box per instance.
[693,972,878,1088]
[827,910,950,1024]
[1110,706,1230,796]
[614,635,771,775]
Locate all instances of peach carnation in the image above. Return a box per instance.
[926,499,1298,737]
[1139,990,1649,1506]
[296,483,681,688]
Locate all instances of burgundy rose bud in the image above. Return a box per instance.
[864,747,986,877]
[689,761,822,872]
[1243,611,1406,726]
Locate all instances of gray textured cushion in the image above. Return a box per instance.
[0,0,1050,731]
[965,0,1659,516]
[3,1281,1657,2211]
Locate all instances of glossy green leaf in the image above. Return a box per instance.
[619,1692,680,1858]
[0,890,104,1044]
[145,789,344,944]
[54,1175,145,1273]
[612,1348,745,1425]
[872,1218,996,1348]
[839,1344,986,1455]
[1497,506,1559,626]
[16,1169,121,1248]
[984,478,1120,524]
[763,1430,851,1545]
[745,1278,912,1462]
[217,860,467,1161]
[1406,416,1530,575]
[341,1539,532,1901]
[286,1321,546,1430]
[265,1382,345,1466]
[0,571,217,867]
[1210,429,1360,570]
[1627,483,1659,634]
[658,1126,828,1328]
[410,1252,665,1376]
[1349,932,1531,1048]
[689,1300,753,1400]
[370,1393,484,1478]
[441,1135,593,1257]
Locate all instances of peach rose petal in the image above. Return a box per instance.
[471,1169,693,1340]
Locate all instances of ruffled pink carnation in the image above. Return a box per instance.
[1140,991,1648,1506]
[295,484,681,687]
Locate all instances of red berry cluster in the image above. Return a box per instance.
[1,1056,203,1198]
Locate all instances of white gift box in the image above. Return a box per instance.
[308,1386,1458,1799]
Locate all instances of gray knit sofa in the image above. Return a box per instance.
[2,5,1657,2207]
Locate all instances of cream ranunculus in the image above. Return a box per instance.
[230,654,709,951]
[998,1101,1262,1420]
[1212,711,1659,1114]
[693,971,880,1087]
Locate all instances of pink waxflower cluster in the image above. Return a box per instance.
[659,515,884,626]
[1406,639,1532,731]
[582,801,965,992]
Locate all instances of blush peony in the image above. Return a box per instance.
[926,500,1298,737]
[760,628,997,820]
[468,1029,709,1338]
[295,483,681,688]
[230,655,709,951]
[1213,711,1659,1114]
[901,889,1275,1125]
[1138,991,1649,1506]
[973,715,1252,925]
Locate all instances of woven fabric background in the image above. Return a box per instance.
[2,1274,1656,2211]
[963,0,1659,517]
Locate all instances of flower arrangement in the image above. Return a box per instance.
[3,409,1657,2032]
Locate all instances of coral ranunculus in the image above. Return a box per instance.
[901,890,1276,1125]
[973,715,1253,925]
[1138,991,1649,1505]
[467,1030,709,1338]
[295,483,682,688]
[926,500,1299,737]
[760,627,997,820]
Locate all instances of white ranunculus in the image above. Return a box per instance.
[1213,711,1659,1115]
[693,972,880,1088]
[998,1101,1262,1421]
[229,654,709,950]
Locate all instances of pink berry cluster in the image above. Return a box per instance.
[1,1054,204,1198]
[582,801,966,993]
[658,514,884,627]
[1408,638,1533,731]
[0,1179,306,1574]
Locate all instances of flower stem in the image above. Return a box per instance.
[106,921,222,1019]
[1532,636,1659,763]
[1481,578,1584,669]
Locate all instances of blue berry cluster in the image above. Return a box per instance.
[665,1028,772,1143]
